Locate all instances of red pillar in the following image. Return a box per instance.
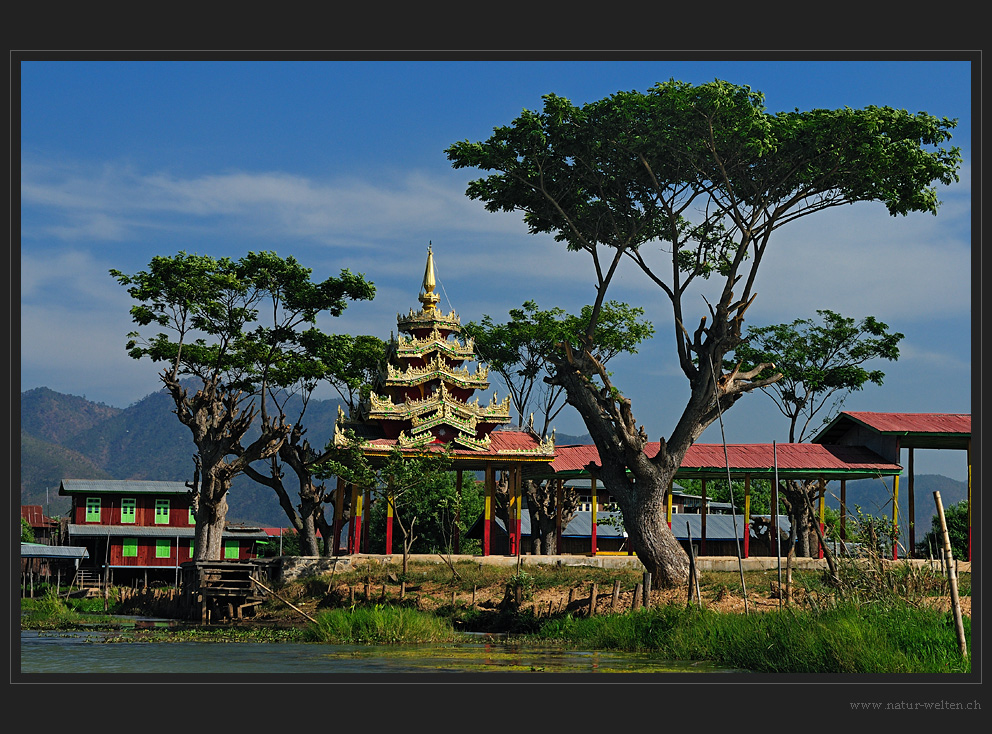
[514,466,523,556]
[555,479,563,554]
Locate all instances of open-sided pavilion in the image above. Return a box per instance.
[526,440,903,559]
[812,411,972,560]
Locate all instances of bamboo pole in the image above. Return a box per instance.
[251,577,318,624]
[933,491,968,658]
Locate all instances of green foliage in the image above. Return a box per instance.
[110,251,375,392]
[21,518,35,543]
[319,434,461,555]
[918,500,969,561]
[732,309,904,442]
[302,605,459,644]
[535,603,970,673]
[463,300,653,434]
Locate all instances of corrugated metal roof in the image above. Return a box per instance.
[60,479,191,495]
[839,412,970,435]
[67,524,268,540]
[21,505,57,526]
[20,543,89,559]
[480,511,791,542]
[548,442,900,478]
[812,411,971,450]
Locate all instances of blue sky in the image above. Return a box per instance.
[18,57,974,480]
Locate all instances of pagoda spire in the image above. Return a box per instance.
[419,243,440,313]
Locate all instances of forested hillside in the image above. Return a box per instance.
[20,387,969,539]
[20,386,345,526]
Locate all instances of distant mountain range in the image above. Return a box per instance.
[19,386,968,539]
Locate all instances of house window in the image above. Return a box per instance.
[122,538,138,557]
[154,499,170,524]
[188,540,195,558]
[155,539,172,558]
[224,540,239,559]
[121,498,136,524]
[188,507,196,525]
[85,497,101,523]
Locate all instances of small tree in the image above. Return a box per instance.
[918,500,968,561]
[732,309,904,556]
[111,251,374,560]
[319,433,455,575]
[463,300,653,553]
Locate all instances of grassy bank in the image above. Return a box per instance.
[21,559,972,673]
[534,603,971,673]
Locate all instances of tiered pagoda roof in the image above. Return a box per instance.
[336,245,553,462]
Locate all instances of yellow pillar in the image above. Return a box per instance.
[666,479,673,528]
[818,477,826,560]
[743,475,751,558]
[892,473,900,560]
[967,439,972,562]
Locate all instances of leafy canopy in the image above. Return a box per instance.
[732,309,904,442]
[110,251,375,393]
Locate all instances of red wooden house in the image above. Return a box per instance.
[59,479,268,585]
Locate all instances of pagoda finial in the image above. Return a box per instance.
[419,242,440,312]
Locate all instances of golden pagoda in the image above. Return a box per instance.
[360,244,511,450]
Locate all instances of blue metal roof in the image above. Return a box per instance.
[20,543,89,559]
[60,479,191,495]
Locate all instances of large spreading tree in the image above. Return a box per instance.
[446,79,960,586]
[111,251,374,560]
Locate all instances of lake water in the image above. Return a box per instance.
[19,630,744,675]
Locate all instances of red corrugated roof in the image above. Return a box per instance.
[21,505,56,527]
[839,412,970,435]
[550,442,900,476]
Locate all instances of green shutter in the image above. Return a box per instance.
[123,538,138,557]
[154,499,170,524]
[156,539,171,558]
[224,540,239,559]
[121,498,136,524]
[85,497,101,523]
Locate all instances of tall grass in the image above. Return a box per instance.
[535,602,971,673]
[302,605,460,644]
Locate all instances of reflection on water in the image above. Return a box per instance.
[19,630,744,675]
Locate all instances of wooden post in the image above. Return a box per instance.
[590,476,598,556]
[589,583,598,616]
[743,475,751,559]
[934,491,968,658]
[483,465,493,557]
[611,579,620,610]
[642,572,652,609]
[631,583,642,611]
